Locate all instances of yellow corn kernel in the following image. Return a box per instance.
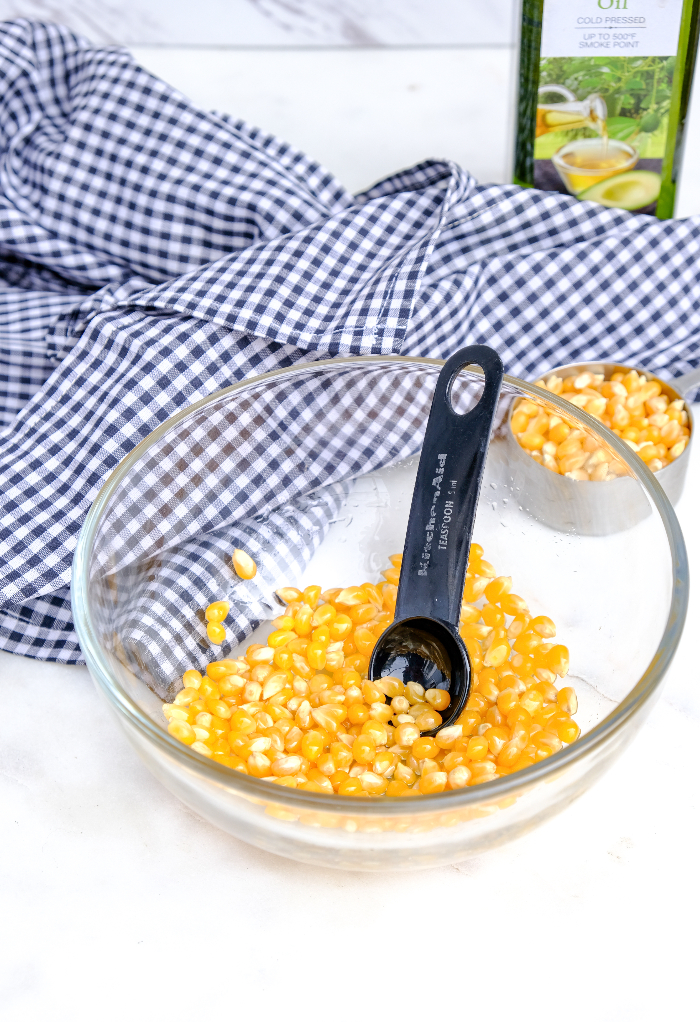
[529,615,556,639]
[352,734,376,764]
[306,642,327,670]
[511,408,530,433]
[348,603,377,626]
[553,714,580,744]
[483,634,510,668]
[447,765,471,789]
[352,626,376,656]
[413,708,443,732]
[546,645,570,677]
[293,605,313,636]
[669,437,689,460]
[310,604,335,628]
[360,772,389,794]
[173,686,200,707]
[520,689,543,717]
[300,585,321,609]
[496,688,519,715]
[163,704,191,723]
[232,549,257,580]
[481,602,506,629]
[372,750,397,777]
[302,730,329,762]
[168,719,196,745]
[206,622,226,644]
[230,708,256,734]
[300,778,333,794]
[328,742,352,772]
[267,629,295,649]
[466,735,489,761]
[499,594,527,618]
[533,731,563,758]
[182,669,203,689]
[315,752,335,777]
[205,600,230,624]
[516,399,539,417]
[205,698,232,719]
[347,703,370,725]
[418,771,447,794]
[559,450,589,474]
[385,779,409,796]
[329,614,352,640]
[463,576,490,602]
[411,736,439,761]
[475,671,500,702]
[434,724,462,749]
[483,725,509,756]
[557,686,578,714]
[394,722,421,747]
[544,375,564,395]
[421,686,447,711]
[587,396,607,418]
[469,761,497,784]
[513,631,540,655]
[556,435,582,459]
[311,704,346,732]
[519,431,545,451]
[336,777,363,795]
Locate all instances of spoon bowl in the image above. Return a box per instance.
[369,345,504,730]
[368,614,469,735]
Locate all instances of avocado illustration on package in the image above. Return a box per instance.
[578,168,661,209]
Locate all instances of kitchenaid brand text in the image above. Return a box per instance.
[418,453,447,576]
[438,478,458,550]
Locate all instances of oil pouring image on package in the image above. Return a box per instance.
[514,0,700,216]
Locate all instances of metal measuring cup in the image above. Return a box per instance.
[505,361,699,536]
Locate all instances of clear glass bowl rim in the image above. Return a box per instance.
[72,355,689,816]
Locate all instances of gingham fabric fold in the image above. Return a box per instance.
[0,18,699,665]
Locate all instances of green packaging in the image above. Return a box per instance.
[514,0,700,216]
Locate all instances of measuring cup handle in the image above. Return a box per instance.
[673,365,700,397]
[395,345,504,628]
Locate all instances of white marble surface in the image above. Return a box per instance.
[1,423,698,1020]
[133,46,515,193]
[0,0,517,46]
[131,45,700,212]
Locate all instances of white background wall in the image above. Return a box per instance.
[0,0,518,45]
[0,0,698,211]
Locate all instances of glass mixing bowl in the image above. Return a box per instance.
[72,357,688,871]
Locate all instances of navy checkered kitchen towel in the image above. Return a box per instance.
[1,19,699,670]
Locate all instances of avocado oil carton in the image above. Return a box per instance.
[514,0,700,216]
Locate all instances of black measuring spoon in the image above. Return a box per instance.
[369,344,504,734]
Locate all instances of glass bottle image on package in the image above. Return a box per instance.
[514,0,700,217]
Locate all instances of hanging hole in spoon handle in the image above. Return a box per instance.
[369,345,504,735]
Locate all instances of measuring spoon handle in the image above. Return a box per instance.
[395,345,504,628]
